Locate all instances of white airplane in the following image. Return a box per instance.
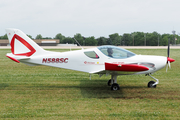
[5,28,175,91]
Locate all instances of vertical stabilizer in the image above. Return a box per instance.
[6,28,45,57]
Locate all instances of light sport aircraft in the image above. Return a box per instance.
[6,28,175,91]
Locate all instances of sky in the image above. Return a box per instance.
[0,0,180,38]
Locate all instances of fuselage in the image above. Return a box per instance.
[20,46,168,75]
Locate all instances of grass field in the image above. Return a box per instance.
[0,48,180,119]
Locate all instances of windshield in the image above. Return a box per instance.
[98,46,136,59]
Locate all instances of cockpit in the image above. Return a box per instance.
[98,46,136,59]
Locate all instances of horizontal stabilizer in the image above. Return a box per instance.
[6,53,30,63]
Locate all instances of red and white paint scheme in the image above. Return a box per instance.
[6,29,175,91]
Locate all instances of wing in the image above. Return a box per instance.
[89,62,149,75]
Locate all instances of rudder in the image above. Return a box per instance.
[6,28,45,57]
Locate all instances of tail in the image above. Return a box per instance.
[6,28,48,63]
[6,28,45,57]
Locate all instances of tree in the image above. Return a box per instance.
[85,36,97,46]
[161,35,168,46]
[97,37,108,45]
[27,34,33,39]
[146,32,160,46]
[109,33,121,45]
[122,33,132,46]
[55,33,65,43]
[62,37,74,44]
[74,33,84,46]
[133,32,144,46]
[36,34,42,39]
[131,33,137,46]
[0,34,8,39]
[107,38,112,45]
[3,30,180,46]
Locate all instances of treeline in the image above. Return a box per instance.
[0,31,179,46]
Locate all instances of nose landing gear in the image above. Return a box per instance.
[146,74,159,88]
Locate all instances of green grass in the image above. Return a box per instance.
[0,48,180,119]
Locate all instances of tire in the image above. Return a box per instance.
[148,81,156,88]
[108,79,111,86]
[111,83,120,91]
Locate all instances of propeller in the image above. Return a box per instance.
[166,38,175,72]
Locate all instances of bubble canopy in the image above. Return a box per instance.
[97,46,136,59]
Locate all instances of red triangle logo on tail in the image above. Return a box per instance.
[11,34,36,56]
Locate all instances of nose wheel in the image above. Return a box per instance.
[146,74,159,88]
[147,81,156,88]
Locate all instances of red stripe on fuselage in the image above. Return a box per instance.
[105,63,149,72]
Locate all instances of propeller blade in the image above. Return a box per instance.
[167,38,170,57]
[168,61,171,69]
[166,39,175,72]
[166,63,168,72]
[166,61,171,72]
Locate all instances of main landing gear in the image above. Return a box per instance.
[146,74,159,88]
[107,74,159,91]
[107,75,120,91]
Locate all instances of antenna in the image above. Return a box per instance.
[72,37,84,50]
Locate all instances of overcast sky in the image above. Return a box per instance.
[0,0,180,38]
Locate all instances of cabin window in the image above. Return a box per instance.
[98,46,136,59]
[84,51,99,59]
